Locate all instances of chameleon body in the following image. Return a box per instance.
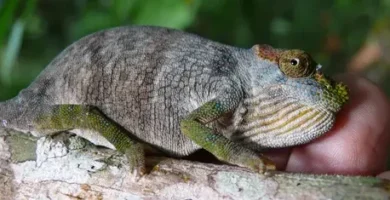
[0,26,348,175]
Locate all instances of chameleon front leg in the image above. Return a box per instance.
[180,100,276,173]
[33,105,145,175]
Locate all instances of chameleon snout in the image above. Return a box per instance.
[314,72,349,112]
[334,81,349,106]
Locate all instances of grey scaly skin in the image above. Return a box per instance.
[0,26,348,175]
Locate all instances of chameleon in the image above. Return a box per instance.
[0,26,348,175]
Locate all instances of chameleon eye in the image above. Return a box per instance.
[279,50,316,78]
[290,58,299,66]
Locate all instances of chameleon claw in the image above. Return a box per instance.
[262,155,276,172]
[124,147,147,177]
[130,165,147,179]
[231,150,276,174]
[253,157,276,174]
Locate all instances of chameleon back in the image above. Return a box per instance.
[18,26,243,156]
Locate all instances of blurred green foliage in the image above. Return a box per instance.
[0,0,389,100]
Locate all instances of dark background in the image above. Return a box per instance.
[1,0,390,100]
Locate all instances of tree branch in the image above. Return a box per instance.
[0,130,389,200]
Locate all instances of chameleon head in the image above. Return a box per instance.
[234,45,349,148]
[276,47,349,112]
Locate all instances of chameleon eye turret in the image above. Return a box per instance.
[279,50,316,78]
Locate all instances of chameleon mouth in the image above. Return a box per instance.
[314,72,349,112]
[233,94,335,148]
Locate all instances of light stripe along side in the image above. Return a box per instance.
[237,93,333,140]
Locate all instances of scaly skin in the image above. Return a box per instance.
[0,26,348,175]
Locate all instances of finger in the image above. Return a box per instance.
[285,74,390,175]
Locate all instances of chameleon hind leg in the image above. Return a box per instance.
[33,104,146,175]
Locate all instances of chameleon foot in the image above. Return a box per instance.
[124,144,146,177]
[246,154,276,173]
[229,150,276,173]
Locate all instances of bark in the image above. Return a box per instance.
[0,129,389,200]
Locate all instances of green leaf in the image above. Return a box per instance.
[69,11,115,40]
[112,0,136,21]
[0,0,20,47]
[0,0,37,85]
[270,18,291,37]
[132,0,199,29]
[1,19,24,84]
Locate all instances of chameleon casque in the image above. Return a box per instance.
[0,26,348,175]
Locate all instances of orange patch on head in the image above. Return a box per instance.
[254,44,283,64]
